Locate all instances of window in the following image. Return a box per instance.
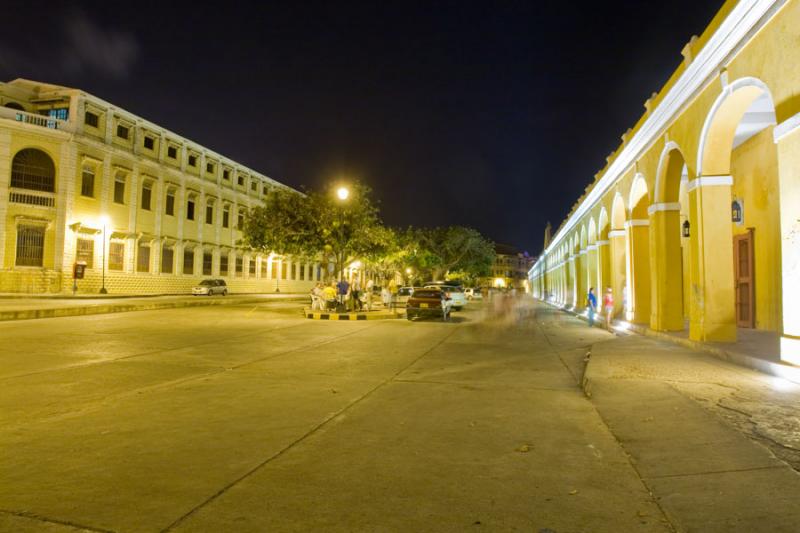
[263,185,269,195]
[11,149,56,192]
[249,258,256,276]
[206,162,215,174]
[188,155,197,167]
[161,247,174,274]
[206,204,214,225]
[220,255,228,276]
[236,257,243,276]
[222,207,229,228]
[237,175,245,186]
[271,261,279,279]
[16,225,45,267]
[187,198,195,220]
[281,262,287,280]
[109,242,124,270]
[223,169,230,181]
[143,136,155,150]
[260,260,267,278]
[114,175,126,204]
[167,146,177,159]
[203,252,213,276]
[183,249,194,274]
[300,264,305,281]
[250,181,257,192]
[141,183,152,211]
[165,191,175,216]
[84,111,99,128]
[80,167,95,198]
[137,244,150,272]
[76,238,94,268]
[237,210,244,229]
[116,124,129,139]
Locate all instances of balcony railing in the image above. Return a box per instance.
[0,107,73,133]
[9,188,56,208]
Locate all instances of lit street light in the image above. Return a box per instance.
[337,186,349,201]
[99,215,109,294]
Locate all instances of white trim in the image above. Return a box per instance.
[578,250,587,256]
[774,111,800,143]
[608,230,626,238]
[532,0,784,274]
[586,244,598,251]
[686,175,733,192]
[647,202,681,215]
[654,141,684,203]
[624,219,650,228]
[596,240,610,246]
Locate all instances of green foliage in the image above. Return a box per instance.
[408,226,495,281]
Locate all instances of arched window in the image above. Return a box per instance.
[11,149,55,192]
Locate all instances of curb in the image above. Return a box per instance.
[0,296,305,323]
[304,309,405,321]
[540,299,800,385]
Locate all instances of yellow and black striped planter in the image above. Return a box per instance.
[304,309,404,321]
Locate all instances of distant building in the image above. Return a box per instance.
[0,79,320,294]
[485,244,534,291]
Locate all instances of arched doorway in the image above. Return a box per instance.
[695,77,780,341]
[609,194,627,319]
[597,207,610,297]
[11,148,56,192]
[628,175,651,324]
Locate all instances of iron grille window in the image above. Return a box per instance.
[188,155,197,167]
[249,259,256,275]
[281,262,287,280]
[206,205,214,224]
[260,260,267,277]
[271,261,278,279]
[183,249,194,274]
[187,199,195,220]
[143,136,155,150]
[263,185,269,195]
[220,255,228,276]
[250,181,257,192]
[161,247,174,274]
[167,146,177,159]
[237,211,244,229]
[222,208,229,228]
[76,238,94,268]
[116,124,129,139]
[84,111,99,128]
[203,252,213,275]
[299,264,305,281]
[15,225,45,267]
[137,245,150,272]
[165,192,175,216]
[114,178,125,204]
[141,184,152,210]
[109,242,124,270]
[11,149,55,192]
[206,162,214,173]
[81,168,95,197]
[238,175,245,186]
[223,169,230,180]
[236,257,243,276]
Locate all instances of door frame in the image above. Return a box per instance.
[733,228,755,329]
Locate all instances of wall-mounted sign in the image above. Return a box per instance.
[732,199,743,225]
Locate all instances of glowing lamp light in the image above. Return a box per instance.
[494,277,506,288]
[99,215,110,227]
[337,187,350,201]
[406,267,412,275]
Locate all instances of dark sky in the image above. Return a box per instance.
[0,0,723,254]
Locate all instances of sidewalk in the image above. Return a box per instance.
[0,293,306,322]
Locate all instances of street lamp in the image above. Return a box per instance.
[335,185,350,282]
[337,186,349,201]
[99,215,109,294]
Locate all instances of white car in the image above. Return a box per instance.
[465,288,483,300]
[424,284,467,310]
[192,279,228,296]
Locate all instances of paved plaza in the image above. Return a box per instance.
[1,299,799,532]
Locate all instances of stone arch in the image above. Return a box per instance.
[626,173,651,324]
[597,207,609,240]
[628,173,649,220]
[611,193,626,230]
[588,218,597,245]
[11,148,56,192]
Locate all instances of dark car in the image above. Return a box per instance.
[192,279,227,296]
[406,288,452,321]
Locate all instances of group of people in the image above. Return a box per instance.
[586,286,617,331]
[309,278,399,312]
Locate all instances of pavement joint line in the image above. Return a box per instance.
[531,306,679,532]
[0,508,116,533]
[392,378,575,392]
[3,323,379,432]
[160,321,463,532]
[641,464,787,480]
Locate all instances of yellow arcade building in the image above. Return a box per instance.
[0,79,322,295]
[528,0,800,366]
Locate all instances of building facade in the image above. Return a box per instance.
[528,0,800,366]
[486,244,534,291]
[0,79,321,294]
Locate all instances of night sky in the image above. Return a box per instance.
[1,0,723,254]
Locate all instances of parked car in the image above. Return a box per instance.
[397,286,415,305]
[465,288,483,300]
[192,279,227,296]
[406,287,452,321]
[423,284,467,310]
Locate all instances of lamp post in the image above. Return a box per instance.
[335,185,349,283]
[99,215,109,294]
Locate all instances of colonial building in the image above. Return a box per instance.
[528,0,800,366]
[0,79,320,294]
[486,244,534,291]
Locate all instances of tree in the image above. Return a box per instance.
[411,226,495,282]
[242,182,389,281]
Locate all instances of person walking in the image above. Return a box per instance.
[352,279,362,311]
[365,279,374,311]
[587,287,597,327]
[603,287,614,331]
[388,278,398,312]
[336,277,350,311]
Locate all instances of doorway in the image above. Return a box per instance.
[734,229,755,328]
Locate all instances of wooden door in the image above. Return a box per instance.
[733,229,755,328]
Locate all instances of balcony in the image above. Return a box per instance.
[0,107,74,133]
[8,188,56,208]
